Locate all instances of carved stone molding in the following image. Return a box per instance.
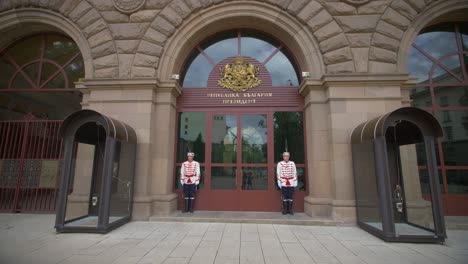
[113,0,146,14]
[342,0,371,6]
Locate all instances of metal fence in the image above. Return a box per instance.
[0,117,63,212]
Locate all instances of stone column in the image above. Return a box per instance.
[149,80,181,215]
[301,74,409,223]
[300,79,334,218]
[78,78,178,220]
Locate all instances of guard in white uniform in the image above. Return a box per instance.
[180,152,200,213]
[276,152,297,215]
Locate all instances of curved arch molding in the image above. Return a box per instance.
[1,0,465,79]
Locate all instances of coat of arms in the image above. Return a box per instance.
[218,56,262,92]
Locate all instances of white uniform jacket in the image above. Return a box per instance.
[180,161,200,185]
[276,161,297,188]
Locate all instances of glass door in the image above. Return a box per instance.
[175,110,307,212]
[206,112,273,211]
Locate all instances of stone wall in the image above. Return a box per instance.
[0,0,451,78]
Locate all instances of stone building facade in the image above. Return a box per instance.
[1,0,467,221]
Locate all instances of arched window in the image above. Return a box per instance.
[408,22,468,211]
[0,33,84,90]
[181,29,300,88]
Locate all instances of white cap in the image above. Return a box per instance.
[187,152,195,157]
[282,152,290,157]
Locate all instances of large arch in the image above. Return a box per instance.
[135,1,338,80]
[396,0,468,73]
[0,8,94,79]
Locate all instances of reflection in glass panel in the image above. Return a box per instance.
[446,170,468,194]
[407,47,433,84]
[211,166,236,190]
[265,50,299,86]
[296,167,306,191]
[419,170,430,194]
[353,140,382,230]
[462,23,468,51]
[273,112,304,163]
[11,74,31,89]
[0,56,15,88]
[409,87,431,108]
[183,53,213,87]
[45,35,79,66]
[204,38,237,64]
[242,114,267,163]
[416,141,442,167]
[7,35,42,66]
[241,167,267,190]
[109,142,135,222]
[431,55,462,83]
[437,111,468,166]
[41,63,58,85]
[399,144,435,233]
[175,166,205,190]
[212,115,237,163]
[414,27,457,60]
[43,72,65,88]
[241,37,276,63]
[177,112,206,163]
[65,56,85,85]
[23,63,39,85]
[417,170,444,194]
[434,86,468,108]
[65,143,95,224]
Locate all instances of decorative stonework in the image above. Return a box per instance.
[342,0,371,6]
[113,0,146,14]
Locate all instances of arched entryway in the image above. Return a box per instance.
[0,33,84,212]
[407,22,468,215]
[174,29,307,212]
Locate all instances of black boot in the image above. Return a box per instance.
[189,198,194,213]
[282,201,288,215]
[288,201,294,215]
[183,198,189,213]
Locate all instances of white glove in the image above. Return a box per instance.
[277,180,281,189]
[180,180,184,186]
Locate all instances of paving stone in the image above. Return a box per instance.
[1,214,468,264]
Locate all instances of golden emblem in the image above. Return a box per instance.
[218,56,261,92]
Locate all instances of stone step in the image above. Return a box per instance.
[148,211,350,226]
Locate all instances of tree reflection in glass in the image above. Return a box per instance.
[242,114,267,163]
[273,112,304,163]
[212,115,237,163]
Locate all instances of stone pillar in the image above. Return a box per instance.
[300,79,334,218]
[78,78,180,220]
[301,74,409,223]
[149,80,181,215]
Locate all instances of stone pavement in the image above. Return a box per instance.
[1,213,468,264]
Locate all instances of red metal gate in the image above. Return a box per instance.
[0,117,63,212]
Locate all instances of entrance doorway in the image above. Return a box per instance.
[174,29,306,212]
[175,109,307,212]
[0,33,84,212]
